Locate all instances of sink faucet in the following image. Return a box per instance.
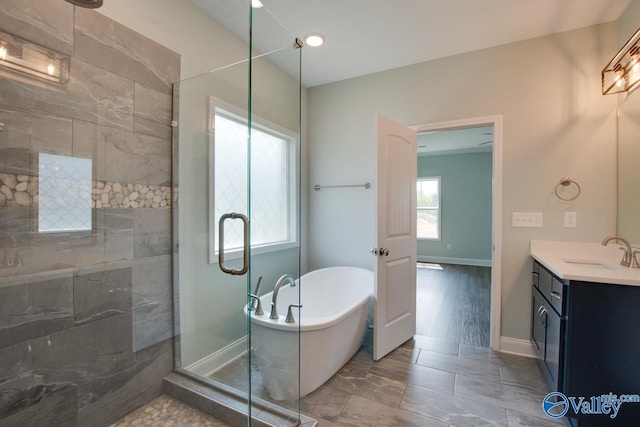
[270,274,295,319]
[601,236,638,268]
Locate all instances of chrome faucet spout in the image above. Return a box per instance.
[602,236,633,267]
[270,274,295,319]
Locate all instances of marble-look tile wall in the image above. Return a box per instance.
[0,1,179,425]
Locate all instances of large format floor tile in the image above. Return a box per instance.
[416,348,502,382]
[505,409,567,426]
[400,384,508,426]
[370,356,456,395]
[325,395,448,427]
[454,374,550,417]
[113,332,559,427]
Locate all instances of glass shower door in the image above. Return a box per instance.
[172,1,302,425]
[172,55,254,417]
[246,4,303,423]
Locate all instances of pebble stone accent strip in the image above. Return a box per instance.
[91,180,172,209]
[0,172,174,209]
[109,394,231,427]
[0,173,38,208]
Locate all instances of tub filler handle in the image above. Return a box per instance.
[249,276,263,312]
[249,294,264,316]
[285,304,303,323]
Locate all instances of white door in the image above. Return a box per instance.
[373,115,417,361]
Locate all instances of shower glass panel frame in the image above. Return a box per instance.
[171,1,302,425]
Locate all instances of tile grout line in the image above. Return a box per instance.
[452,372,458,396]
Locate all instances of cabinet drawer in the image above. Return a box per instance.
[550,277,564,313]
[537,263,553,300]
[532,262,540,287]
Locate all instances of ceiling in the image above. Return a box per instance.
[193,0,631,88]
[418,126,494,156]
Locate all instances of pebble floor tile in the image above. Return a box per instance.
[109,394,231,427]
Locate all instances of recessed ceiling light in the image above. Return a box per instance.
[304,33,325,47]
[252,0,263,8]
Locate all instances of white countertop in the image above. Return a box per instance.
[530,240,640,286]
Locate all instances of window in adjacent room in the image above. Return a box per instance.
[417,177,440,240]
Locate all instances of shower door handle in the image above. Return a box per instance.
[218,212,249,275]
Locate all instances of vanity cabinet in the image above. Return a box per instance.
[531,260,640,427]
[531,276,562,388]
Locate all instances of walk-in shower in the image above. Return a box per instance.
[168,2,305,425]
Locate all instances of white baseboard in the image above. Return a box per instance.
[186,336,248,377]
[417,256,492,267]
[498,336,536,358]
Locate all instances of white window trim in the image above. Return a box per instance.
[417,176,441,241]
[208,96,299,264]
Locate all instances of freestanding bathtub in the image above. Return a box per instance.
[245,266,373,401]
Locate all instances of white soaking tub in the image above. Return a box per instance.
[245,266,373,401]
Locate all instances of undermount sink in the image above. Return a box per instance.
[560,258,617,270]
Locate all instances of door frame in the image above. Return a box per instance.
[411,115,503,351]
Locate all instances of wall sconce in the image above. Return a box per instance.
[602,27,640,95]
[0,31,70,85]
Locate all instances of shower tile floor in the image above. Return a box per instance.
[114,332,564,426]
[109,393,230,427]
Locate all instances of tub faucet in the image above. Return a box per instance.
[601,236,638,268]
[285,304,303,323]
[249,276,263,312]
[249,294,264,316]
[270,274,295,319]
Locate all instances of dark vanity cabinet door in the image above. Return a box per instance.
[531,286,546,358]
[544,302,561,388]
[531,283,562,389]
[564,280,640,427]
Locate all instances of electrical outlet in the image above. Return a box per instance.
[512,212,543,228]
[564,211,577,228]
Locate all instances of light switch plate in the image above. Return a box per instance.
[512,212,543,228]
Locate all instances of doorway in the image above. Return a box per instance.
[412,116,503,351]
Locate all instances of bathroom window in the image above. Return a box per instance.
[417,177,440,240]
[38,152,92,233]
[209,98,298,263]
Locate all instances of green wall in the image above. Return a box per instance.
[417,151,492,264]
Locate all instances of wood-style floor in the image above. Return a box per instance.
[416,263,491,348]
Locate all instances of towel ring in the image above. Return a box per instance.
[554,177,581,201]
